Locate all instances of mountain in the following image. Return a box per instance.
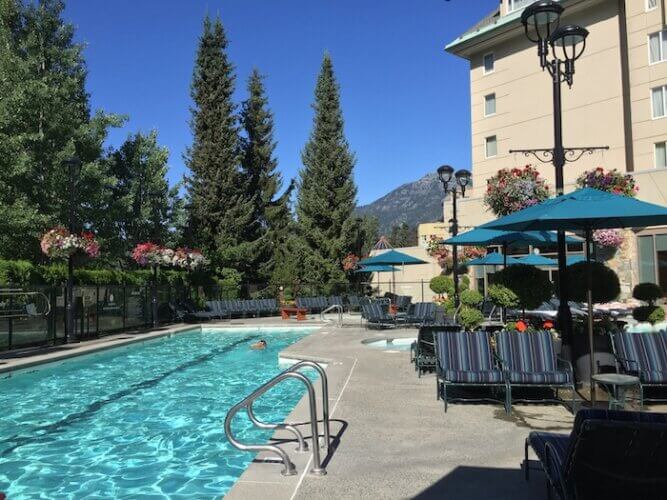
[355,173,445,235]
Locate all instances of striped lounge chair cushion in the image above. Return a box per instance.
[614,332,667,382]
[496,330,570,385]
[436,331,502,384]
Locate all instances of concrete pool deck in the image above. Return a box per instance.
[0,315,639,499]
[226,317,576,500]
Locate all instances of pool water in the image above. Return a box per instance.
[0,327,316,498]
[365,338,415,351]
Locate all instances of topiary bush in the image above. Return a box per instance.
[430,275,452,296]
[633,305,665,325]
[565,261,620,303]
[633,282,664,305]
[487,284,520,309]
[460,289,483,308]
[458,306,484,331]
[494,264,552,313]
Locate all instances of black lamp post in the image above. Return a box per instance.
[63,156,82,343]
[437,165,472,308]
[519,1,589,343]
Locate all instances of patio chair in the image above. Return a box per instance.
[411,325,461,378]
[434,330,508,413]
[346,295,362,312]
[395,295,412,312]
[327,296,344,309]
[405,302,436,327]
[205,300,229,319]
[361,303,395,329]
[610,330,667,406]
[495,330,576,414]
[525,409,667,499]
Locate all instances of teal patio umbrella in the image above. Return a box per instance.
[481,187,667,400]
[516,254,558,266]
[359,250,427,294]
[354,265,398,293]
[466,253,521,266]
[444,228,581,267]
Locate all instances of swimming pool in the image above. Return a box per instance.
[0,326,317,498]
[364,337,415,352]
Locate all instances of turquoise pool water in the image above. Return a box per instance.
[0,327,316,498]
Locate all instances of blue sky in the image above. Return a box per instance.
[64,0,497,205]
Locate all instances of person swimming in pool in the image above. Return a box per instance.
[250,339,267,350]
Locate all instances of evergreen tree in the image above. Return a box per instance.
[0,0,120,261]
[104,131,184,261]
[239,69,293,282]
[296,54,357,283]
[185,16,252,272]
[389,223,417,248]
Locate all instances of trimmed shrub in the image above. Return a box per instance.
[429,275,451,296]
[458,306,484,331]
[633,282,664,305]
[460,289,484,308]
[487,284,520,309]
[0,260,35,284]
[633,305,665,325]
[565,261,620,303]
[494,264,552,312]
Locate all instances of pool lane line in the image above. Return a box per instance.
[0,335,262,457]
[287,356,359,500]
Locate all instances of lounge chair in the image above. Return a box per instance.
[205,300,230,319]
[434,330,507,413]
[169,302,215,323]
[346,295,362,312]
[395,295,412,312]
[610,330,667,406]
[405,302,436,327]
[525,409,667,499]
[327,296,344,309]
[411,325,461,377]
[361,303,395,329]
[495,330,576,414]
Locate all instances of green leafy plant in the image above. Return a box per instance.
[633,282,664,305]
[458,306,484,331]
[565,262,620,303]
[494,264,552,315]
[0,260,35,284]
[460,289,483,308]
[487,284,520,309]
[633,306,665,325]
[429,276,451,296]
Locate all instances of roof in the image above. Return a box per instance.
[460,7,501,39]
[445,6,524,55]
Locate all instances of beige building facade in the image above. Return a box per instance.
[417,222,448,248]
[446,0,667,295]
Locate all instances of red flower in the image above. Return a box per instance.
[516,320,528,332]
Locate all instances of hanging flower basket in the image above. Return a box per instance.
[131,243,208,270]
[41,226,101,260]
[592,228,624,249]
[576,167,638,197]
[484,165,550,216]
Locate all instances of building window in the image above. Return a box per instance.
[649,30,667,64]
[647,0,658,11]
[483,53,494,74]
[656,142,667,168]
[638,234,667,292]
[508,0,535,13]
[484,93,496,116]
[485,135,498,158]
[652,85,667,118]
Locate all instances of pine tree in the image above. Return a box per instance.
[0,0,120,261]
[239,69,293,282]
[185,16,252,272]
[104,131,184,260]
[296,54,358,284]
[389,223,416,248]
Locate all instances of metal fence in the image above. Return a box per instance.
[0,280,436,352]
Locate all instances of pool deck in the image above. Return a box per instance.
[1,315,647,499]
[225,316,576,500]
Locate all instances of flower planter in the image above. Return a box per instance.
[572,333,615,384]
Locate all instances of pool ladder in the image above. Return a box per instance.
[224,360,330,476]
[320,304,343,327]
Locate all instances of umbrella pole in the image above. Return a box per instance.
[503,242,508,268]
[585,228,596,405]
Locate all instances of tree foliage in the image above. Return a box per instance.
[565,262,620,304]
[295,54,358,283]
[494,264,552,312]
[633,282,663,305]
[389,223,416,248]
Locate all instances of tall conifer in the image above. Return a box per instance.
[185,16,251,271]
[296,54,358,283]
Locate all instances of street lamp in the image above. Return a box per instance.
[62,156,82,343]
[519,0,589,343]
[437,165,471,308]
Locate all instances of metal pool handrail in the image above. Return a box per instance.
[224,360,330,477]
[320,304,343,327]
